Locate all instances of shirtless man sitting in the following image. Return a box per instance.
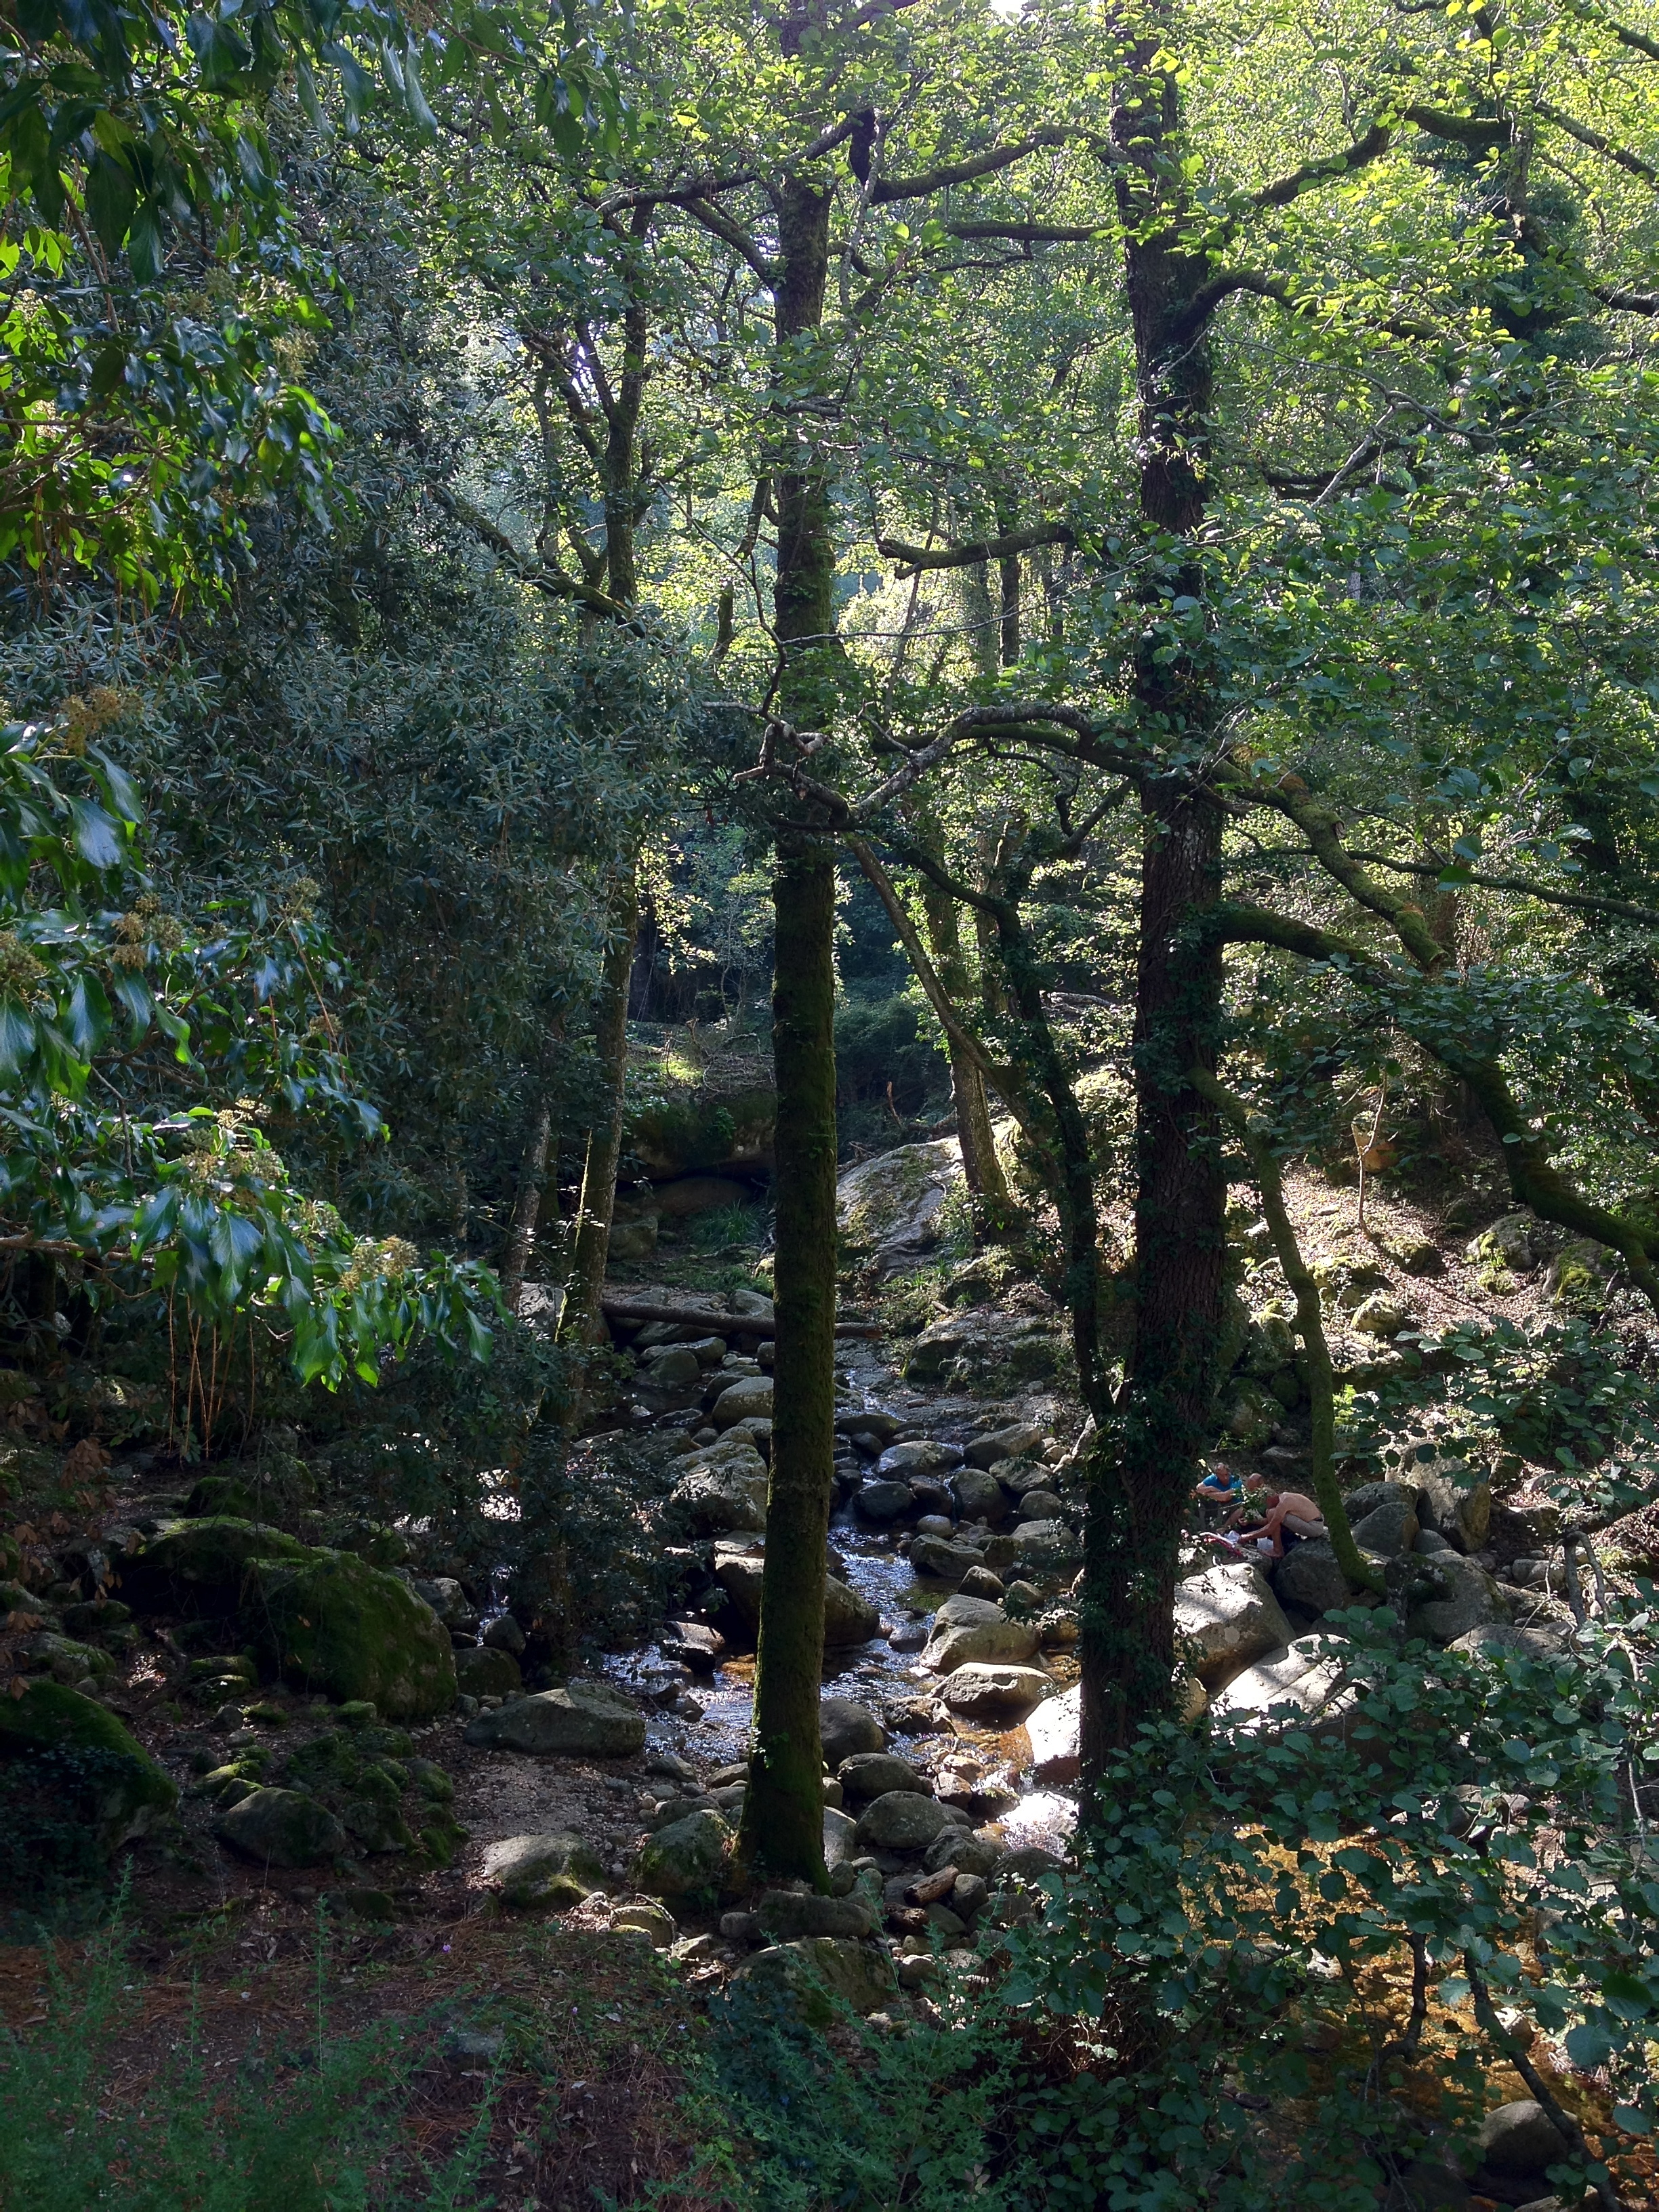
[1204,1488,1326,1561]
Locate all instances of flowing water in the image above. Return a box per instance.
[598,1333,1080,1853]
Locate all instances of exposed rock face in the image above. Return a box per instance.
[1406,1555,1510,1643]
[836,1139,963,1276]
[938,1662,1052,1720]
[1450,1622,1569,1660]
[632,1807,733,1898]
[1349,1491,1420,1557]
[1010,1519,1078,1571]
[0,1681,178,1849]
[965,1422,1046,1470]
[853,1479,916,1525]
[483,1831,606,1908]
[462,1679,645,1757]
[216,1786,348,1868]
[247,1549,456,1720]
[909,1534,989,1581]
[877,1439,964,1479]
[922,1593,1040,1673]
[713,1551,878,1645]
[902,1307,1066,1395]
[1174,1561,1295,1685]
[951,1467,1010,1522]
[1023,1681,1081,1783]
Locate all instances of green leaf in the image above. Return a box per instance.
[83,150,137,255]
[0,1002,35,1078]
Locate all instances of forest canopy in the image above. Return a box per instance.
[1,0,1658,2203]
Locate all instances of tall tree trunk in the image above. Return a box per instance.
[1079,40,1227,1776]
[908,800,1012,1242]
[501,1096,552,1314]
[739,163,839,1884]
[560,873,639,1349]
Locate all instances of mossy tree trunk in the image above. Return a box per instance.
[738,159,839,1885]
[1078,28,1227,1776]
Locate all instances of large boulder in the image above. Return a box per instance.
[1413,1456,1493,1554]
[1208,1641,1352,1732]
[121,1516,308,1616]
[838,1752,928,1799]
[922,1593,1040,1673]
[670,1446,769,1536]
[854,1790,954,1851]
[714,1551,878,1646]
[909,1534,988,1581]
[1174,1561,1295,1685]
[632,1807,732,1899]
[710,1376,775,1429]
[0,1681,178,1849]
[1010,1519,1080,1572]
[1349,1491,1419,1557]
[483,1832,606,1908]
[902,1307,1066,1395]
[836,1139,963,1276]
[1476,2101,1568,2180]
[216,1786,348,1868]
[853,1479,918,1525]
[464,1679,645,1756]
[245,1549,456,1720]
[1406,1555,1510,1644]
[951,1467,1010,1523]
[1450,1622,1570,1662]
[939,1662,1053,1721]
[965,1422,1046,1471]
[1271,1539,1359,1619]
[1023,1681,1081,1783]
[756,1889,876,1940]
[878,1439,964,1479]
[819,1696,886,1765]
[736,1936,899,2020]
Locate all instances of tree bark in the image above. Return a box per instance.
[908,800,1013,1242]
[560,872,639,1349]
[500,1094,552,1315]
[739,159,840,1884]
[1079,36,1228,1776]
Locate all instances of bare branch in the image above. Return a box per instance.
[682,197,779,285]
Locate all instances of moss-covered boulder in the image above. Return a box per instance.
[632,1807,733,1900]
[245,1550,456,1720]
[121,1517,309,1617]
[0,1681,177,1853]
[216,1786,348,1868]
[629,1084,775,1179]
[482,1831,605,1908]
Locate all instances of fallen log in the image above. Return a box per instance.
[598,1294,884,1339]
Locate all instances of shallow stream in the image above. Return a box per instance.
[598,1331,1080,1853]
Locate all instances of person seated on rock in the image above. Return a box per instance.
[1204,1488,1325,1559]
[1191,1461,1246,1521]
